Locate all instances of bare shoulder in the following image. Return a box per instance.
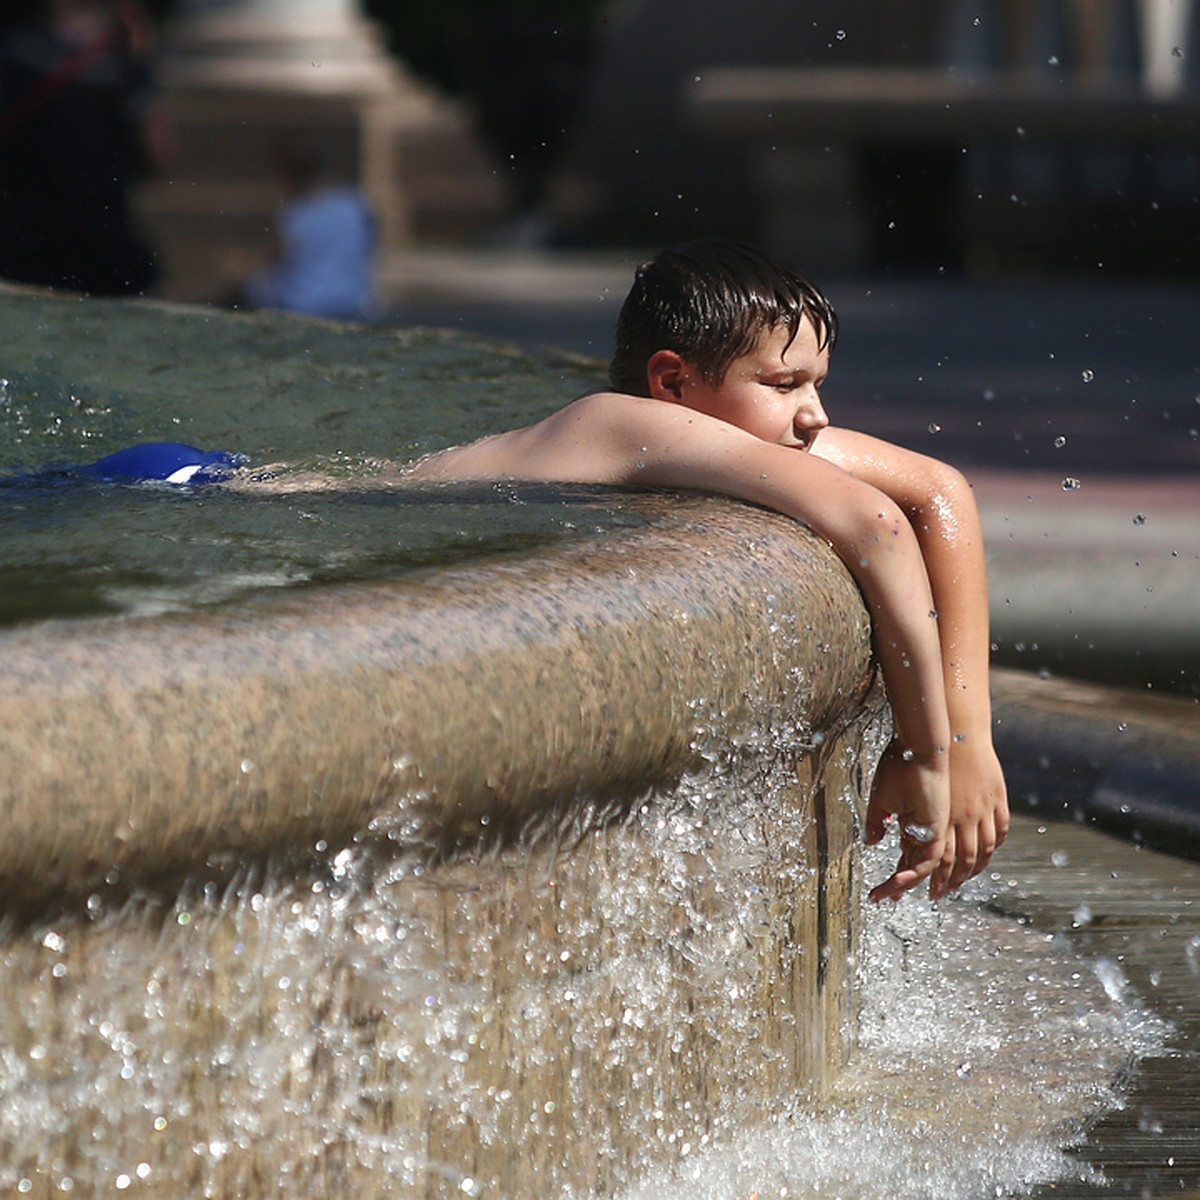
[411,390,713,486]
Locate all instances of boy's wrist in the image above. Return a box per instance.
[947,724,998,756]
[888,736,950,773]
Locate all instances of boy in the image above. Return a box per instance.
[408,239,1009,903]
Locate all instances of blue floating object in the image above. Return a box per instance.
[78,443,245,485]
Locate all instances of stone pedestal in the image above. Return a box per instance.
[135,0,505,303]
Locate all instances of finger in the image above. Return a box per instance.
[928,826,956,901]
[971,817,999,879]
[870,838,941,903]
[869,861,932,903]
[995,803,1011,847]
[864,796,892,846]
[947,823,979,894]
[869,867,923,903]
[973,843,995,880]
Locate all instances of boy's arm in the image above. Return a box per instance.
[813,428,1009,898]
[586,399,954,901]
[406,392,958,900]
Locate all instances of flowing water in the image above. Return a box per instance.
[0,805,1172,1198]
[0,291,1190,1196]
[625,818,1197,1200]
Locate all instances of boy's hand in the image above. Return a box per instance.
[865,738,950,902]
[928,738,1009,900]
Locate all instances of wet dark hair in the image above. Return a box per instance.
[609,239,838,396]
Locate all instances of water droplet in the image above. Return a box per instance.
[1133,513,1146,525]
[902,821,936,844]
[1081,368,1095,383]
[901,748,915,761]
[1047,54,1060,66]
[1061,477,1082,491]
[1185,934,1200,974]
[927,422,941,433]
[835,28,846,40]
[1051,851,1069,868]
[1173,45,1184,59]
[1053,435,1067,448]
[973,16,981,27]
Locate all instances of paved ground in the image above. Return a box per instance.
[381,248,1200,697]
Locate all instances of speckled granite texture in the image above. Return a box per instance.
[1,493,874,903]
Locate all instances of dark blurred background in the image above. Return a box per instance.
[3,0,1198,304]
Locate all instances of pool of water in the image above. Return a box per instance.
[0,291,616,624]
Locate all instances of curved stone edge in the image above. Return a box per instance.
[0,493,875,904]
[992,666,1200,857]
[0,493,883,1190]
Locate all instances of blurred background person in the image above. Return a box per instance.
[242,144,378,323]
[0,0,167,296]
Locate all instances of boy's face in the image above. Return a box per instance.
[676,318,830,451]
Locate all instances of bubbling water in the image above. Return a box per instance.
[0,725,847,1197]
[619,862,1166,1200]
[0,713,1163,1200]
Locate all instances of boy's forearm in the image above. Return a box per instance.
[900,467,994,745]
[852,527,951,761]
[796,485,950,759]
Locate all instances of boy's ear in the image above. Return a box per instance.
[645,350,688,402]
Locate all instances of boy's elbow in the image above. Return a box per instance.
[933,460,972,498]
[839,488,918,559]
[904,458,977,528]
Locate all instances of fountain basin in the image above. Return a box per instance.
[0,481,878,1195]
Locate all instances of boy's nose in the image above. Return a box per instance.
[796,397,829,434]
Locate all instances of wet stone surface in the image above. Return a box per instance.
[988,818,1200,1198]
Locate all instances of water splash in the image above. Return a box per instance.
[619,861,1166,1200]
[0,699,869,1197]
